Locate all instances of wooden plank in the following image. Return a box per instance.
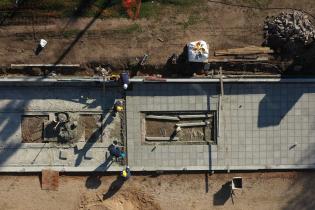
[178,114,212,119]
[208,56,269,62]
[146,137,179,141]
[11,64,80,67]
[176,122,209,127]
[215,46,273,56]
[41,169,59,191]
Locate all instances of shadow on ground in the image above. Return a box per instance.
[102,175,125,199]
[282,172,315,210]
[213,181,232,206]
[55,0,112,65]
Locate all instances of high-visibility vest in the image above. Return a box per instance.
[122,170,128,178]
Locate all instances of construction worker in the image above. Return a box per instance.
[122,0,141,20]
[114,100,124,112]
[120,72,130,90]
[108,143,126,160]
[121,166,131,180]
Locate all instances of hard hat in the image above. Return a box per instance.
[116,106,124,112]
[123,84,128,90]
[122,170,127,178]
[40,39,47,48]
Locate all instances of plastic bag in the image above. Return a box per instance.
[187,40,209,63]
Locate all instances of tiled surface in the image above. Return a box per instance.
[126,82,315,171]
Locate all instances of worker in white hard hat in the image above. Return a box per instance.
[120,72,129,90]
[121,166,131,180]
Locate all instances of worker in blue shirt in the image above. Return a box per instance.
[108,143,126,159]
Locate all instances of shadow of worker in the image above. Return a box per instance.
[213,181,232,205]
[103,176,126,199]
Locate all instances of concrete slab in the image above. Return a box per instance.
[126,82,315,171]
[0,82,123,172]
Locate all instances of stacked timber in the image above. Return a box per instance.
[212,46,273,63]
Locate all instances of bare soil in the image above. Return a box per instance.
[0,0,315,76]
[0,171,314,210]
[81,114,103,142]
[21,115,48,143]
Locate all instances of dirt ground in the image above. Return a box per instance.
[0,171,314,210]
[21,115,48,143]
[1,0,315,74]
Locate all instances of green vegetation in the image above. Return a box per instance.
[140,1,160,19]
[115,23,142,34]
[244,0,272,7]
[160,0,200,6]
[62,29,80,38]
[0,0,205,19]
[183,14,202,29]
[224,0,272,8]
[0,0,13,8]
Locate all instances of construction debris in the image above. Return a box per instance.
[41,169,59,191]
[35,39,47,55]
[264,11,315,53]
[140,54,149,66]
[157,37,164,42]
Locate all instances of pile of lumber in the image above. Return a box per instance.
[211,46,274,62]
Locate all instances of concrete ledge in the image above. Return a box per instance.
[130,77,315,83]
[0,166,123,172]
[1,77,315,84]
[1,164,313,172]
[129,164,315,171]
[0,77,120,87]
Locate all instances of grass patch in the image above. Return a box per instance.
[159,0,200,6]
[0,0,207,19]
[62,29,80,38]
[113,23,143,34]
[0,0,13,8]
[183,14,202,29]
[224,0,272,8]
[36,0,65,10]
[140,1,161,19]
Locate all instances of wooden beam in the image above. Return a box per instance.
[215,46,273,56]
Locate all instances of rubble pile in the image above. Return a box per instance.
[264,11,315,54]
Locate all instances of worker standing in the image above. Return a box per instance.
[120,72,130,90]
[121,166,131,180]
[122,0,141,20]
[108,143,126,160]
